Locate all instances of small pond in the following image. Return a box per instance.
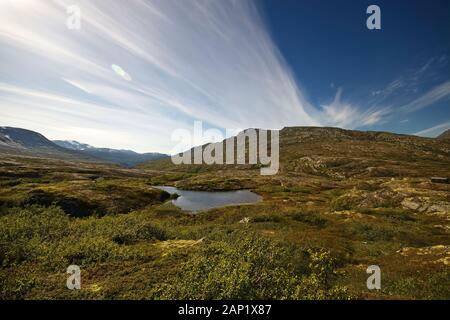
[154,186,262,212]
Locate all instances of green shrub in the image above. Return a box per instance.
[0,205,70,267]
[252,214,283,223]
[151,234,351,300]
[289,212,327,227]
[385,268,450,299]
[112,223,168,245]
[348,223,396,241]
[0,272,36,300]
[58,237,120,266]
[291,249,351,300]
[331,191,364,211]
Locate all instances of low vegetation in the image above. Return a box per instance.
[1,127,449,299]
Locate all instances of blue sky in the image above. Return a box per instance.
[262,0,450,136]
[0,0,449,152]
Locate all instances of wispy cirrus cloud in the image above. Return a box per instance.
[320,88,391,129]
[415,120,450,137]
[316,55,449,131]
[359,56,450,130]
[371,78,406,98]
[399,81,450,113]
[0,0,319,152]
[370,56,448,101]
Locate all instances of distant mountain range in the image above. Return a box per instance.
[53,140,167,167]
[0,127,167,167]
[2,125,450,170]
[0,126,95,161]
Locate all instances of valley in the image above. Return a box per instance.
[0,126,449,299]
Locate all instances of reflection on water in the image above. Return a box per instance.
[154,186,261,212]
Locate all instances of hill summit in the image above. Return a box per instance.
[437,128,450,140]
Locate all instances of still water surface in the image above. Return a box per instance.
[155,186,261,211]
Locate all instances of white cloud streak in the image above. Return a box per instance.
[0,0,322,152]
[400,81,450,113]
[320,89,391,129]
[414,121,450,137]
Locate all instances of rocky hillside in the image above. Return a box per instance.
[437,128,450,141]
[279,127,450,178]
[140,126,450,178]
